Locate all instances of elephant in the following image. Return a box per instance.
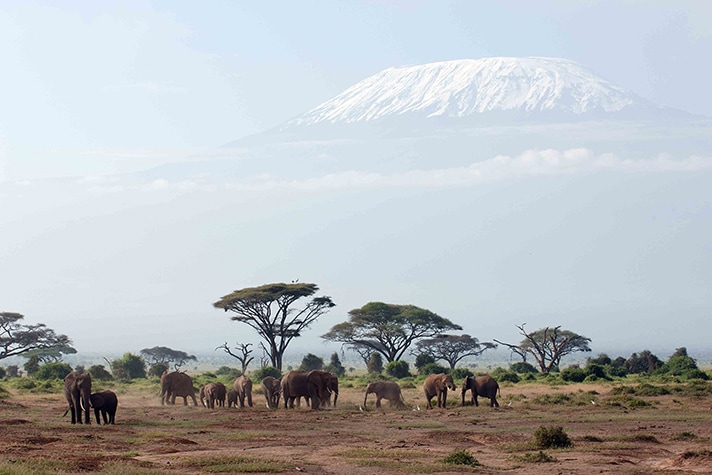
[363,380,405,409]
[160,371,198,406]
[199,382,227,409]
[281,370,331,410]
[227,389,239,408]
[323,373,339,407]
[423,373,456,409]
[461,375,500,407]
[261,376,281,409]
[233,375,253,408]
[90,390,118,425]
[63,371,92,424]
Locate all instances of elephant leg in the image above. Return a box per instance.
[474,394,479,407]
[375,396,381,408]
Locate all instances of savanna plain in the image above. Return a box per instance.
[1,376,712,475]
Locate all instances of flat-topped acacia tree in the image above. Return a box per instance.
[213,283,335,371]
[322,302,462,363]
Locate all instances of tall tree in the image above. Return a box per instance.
[494,324,591,374]
[213,282,335,370]
[139,346,197,370]
[413,334,497,369]
[0,312,73,360]
[322,302,462,363]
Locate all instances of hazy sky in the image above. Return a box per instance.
[1,1,711,180]
[1,1,711,362]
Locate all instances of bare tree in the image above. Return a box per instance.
[495,324,591,374]
[217,342,254,374]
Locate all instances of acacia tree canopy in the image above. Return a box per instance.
[495,324,591,373]
[213,282,335,370]
[139,346,197,370]
[0,312,73,360]
[414,334,497,369]
[322,302,462,362]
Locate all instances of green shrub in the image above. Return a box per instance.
[517,451,555,463]
[449,367,473,380]
[110,353,147,380]
[510,362,538,374]
[414,353,435,370]
[418,362,449,376]
[561,367,586,383]
[34,362,73,380]
[443,449,480,467]
[325,352,346,377]
[251,366,281,380]
[0,367,6,379]
[215,366,242,379]
[385,360,410,379]
[88,364,114,381]
[299,353,324,372]
[148,363,169,378]
[533,426,572,449]
[585,363,608,379]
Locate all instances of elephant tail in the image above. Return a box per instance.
[62,409,69,418]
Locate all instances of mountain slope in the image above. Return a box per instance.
[281,57,671,129]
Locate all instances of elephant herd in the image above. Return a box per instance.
[159,370,340,411]
[63,369,499,426]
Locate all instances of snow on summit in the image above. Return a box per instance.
[285,57,648,127]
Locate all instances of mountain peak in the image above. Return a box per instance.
[281,57,660,129]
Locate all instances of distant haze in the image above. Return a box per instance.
[1,3,711,367]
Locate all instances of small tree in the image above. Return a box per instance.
[214,283,335,370]
[299,353,324,372]
[140,346,197,371]
[34,362,73,380]
[413,334,496,369]
[148,362,170,378]
[0,312,74,360]
[110,353,147,380]
[367,352,383,374]
[414,353,436,370]
[216,342,254,374]
[325,352,346,377]
[494,324,591,374]
[625,350,662,374]
[385,360,410,379]
[323,302,462,363]
[88,364,113,381]
[23,355,41,376]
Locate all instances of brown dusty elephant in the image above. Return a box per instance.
[160,371,198,406]
[461,375,500,407]
[213,382,227,407]
[323,372,339,407]
[281,370,331,410]
[261,376,281,409]
[90,390,118,425]
[64,371,92,424]
[227,389,238,408]
[200,382,223,409]
[423,373,456,409]
[363,380,405,409]
[233,375,253,408]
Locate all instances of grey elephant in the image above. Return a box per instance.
[90,390,118,425]
[213,381,227,407]
[64,371,92,424]
[461,375,500,407]
[363,380,405,409]
[227,389,238,408]
[423,373,456,409]
[261,376,281,409]
[200,383,221,409]
[160,371,198,406]
[281,370,331,410]
[233,375,253,408]
[324,372,339,407]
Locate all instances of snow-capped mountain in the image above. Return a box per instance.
[281,57,670,129]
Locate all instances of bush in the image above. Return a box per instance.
[0,367,6,379]
[450,367,473,380]
[561,367,586,383]
[34,363,73,381]
[414,353,436,370]
[443,449,480,467]
[325,353,346,377]
[148,363,170,378]
[88,365,114,381]
[498,371,521,383]
[215,366,243,379]
[299,353,324,372]
[385,360,410,379]
[110,353,147,380]
[510,362,538,374]
[418,362,449,376]
[533,426,572,449]
[367,353,383,374]
[251,366,281,381]
[5,366,19,378]
[585,363,608,379]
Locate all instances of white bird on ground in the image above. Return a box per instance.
[591,400,596,405]
[358,404,364,412]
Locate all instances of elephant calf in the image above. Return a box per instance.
[261,376,281,409]
[364,381,405,409]
[461,375,500,407]
[227,389,239,408]
[423,373,456,409]
[90,390,118,425]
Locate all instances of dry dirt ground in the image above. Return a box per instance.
[1,381,711,474]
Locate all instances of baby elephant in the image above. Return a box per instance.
[90,390,118,425]
[423,373,456,409]
[227,389,239,408]
[462,375,500,407]
[363,380,405,409]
